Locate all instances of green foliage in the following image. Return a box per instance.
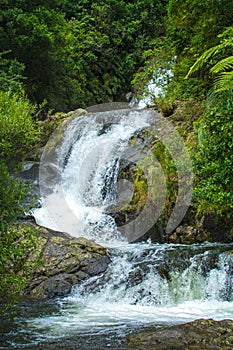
[125,140,178,222]
[0,223,38,309]
[152,142,178,213]
[0,2,77,111]
[0,90,40,223]
[132,40,175,100]
[0,91,41,307]
[63,0,168,107]
[0,0,168,111]
[192,94,233,217]
[0,162,28,230]
[0,162,37,308]
[0,91,40,165]
[0,52,25,93]
[182,27,233,219]
[186,27,233,95]
[165,0,233,99]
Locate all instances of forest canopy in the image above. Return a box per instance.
[0,0,167,112]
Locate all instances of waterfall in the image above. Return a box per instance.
[3,107,233,349]
[34,108,160,244]
[71,243,233,308]
[25,243,233,339]
[34,106,193,244]
[33,107,233,318]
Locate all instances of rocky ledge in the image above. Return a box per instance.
[126,318,233,350]
[21,223,111,299]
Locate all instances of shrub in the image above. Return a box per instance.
[0,91,40,166]
[0,91,40,308]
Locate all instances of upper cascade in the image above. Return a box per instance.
[34,108,161,245]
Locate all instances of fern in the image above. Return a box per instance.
[210,56,233,74]
[185,27,233,95]
[212,72,233,92]
[185,44,225,78]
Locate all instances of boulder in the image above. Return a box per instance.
[22,223,111,299]
[126,318,233,349]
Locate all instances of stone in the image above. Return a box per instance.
[126,318,233,349]
[170,225,197,244]
[196,213,233,243]
[21,223,111,299]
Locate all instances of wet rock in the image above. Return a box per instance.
[126,318,233,349]
[33,108,87,161]
[196,213,233,243]
[170,225,197,244]
[22,223,111,299]
[151,211,233,245]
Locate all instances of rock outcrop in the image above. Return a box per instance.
[21,223,111,299]
[126,318,233,349]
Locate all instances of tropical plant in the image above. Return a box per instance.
[0,52,25,94]
[192,96,233,217]
[165,1,233,99]
[186,28,233,94]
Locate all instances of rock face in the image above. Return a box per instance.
[126,318,233,350]
[168,212,233,245]
[22,223,111,299]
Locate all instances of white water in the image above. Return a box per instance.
[14,242,232,347]
[24,108,233,347]
[35,108,169,245]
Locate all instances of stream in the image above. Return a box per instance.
[1,107,232,349]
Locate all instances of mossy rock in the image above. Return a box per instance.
[19,223,111,299]
[126,318,233,349]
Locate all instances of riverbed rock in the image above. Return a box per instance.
[169,225,197,244]
[126,318,233,349]
[21,223,111,299]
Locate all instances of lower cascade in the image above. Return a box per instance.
[3,108,232,349]
[2,242,233,348]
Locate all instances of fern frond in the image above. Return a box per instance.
[210,56,233,74]
[212,71,233,92]
[185,44,225,78]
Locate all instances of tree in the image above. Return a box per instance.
[0,91,40,306]
[0,2,78,111]
[184,28,233,217]
[0,0,168,111]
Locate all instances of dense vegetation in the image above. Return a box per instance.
[0,91,40,306]
[0,0,232,303]
[0,0,167,112]
[130,0,233,226]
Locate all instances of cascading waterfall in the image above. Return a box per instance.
[6,242,232,349]
[5,107,232,349]
[35,108,167,244]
